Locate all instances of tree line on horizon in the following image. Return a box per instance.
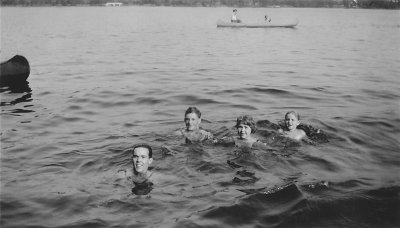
[1,0,399,9]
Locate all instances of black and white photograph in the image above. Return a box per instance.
[1,0,399,227]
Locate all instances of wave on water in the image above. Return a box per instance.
[0,83,32,108]
[177,182,400,228]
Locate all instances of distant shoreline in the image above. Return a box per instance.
[2,5,400,10]
[1,0,399,9]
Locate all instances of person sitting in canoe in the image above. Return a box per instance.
[265,14,271,22]
[176,107,214,143]
[231,9,242,23]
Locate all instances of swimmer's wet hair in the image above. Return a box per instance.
[285,111,300,120]
[236,115,256,133]
[132,143,153,158]
[184,107,201,118]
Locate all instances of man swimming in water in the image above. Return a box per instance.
[176,107,214,143]
[118,143,154,195]
[131,143,153,182]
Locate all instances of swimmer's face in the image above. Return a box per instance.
[285,113,300,131]
[184,113,201,131]
[132,147,153,174]
[237,124,252,139]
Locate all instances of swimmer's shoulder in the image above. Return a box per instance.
[213,135,235,145]
[199,129,213,138]
[296,129,307,139]
[149,171,176,184]
[174,129,185,136]
[253,138,269,149]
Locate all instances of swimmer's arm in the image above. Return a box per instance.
[212,136,235,145]
[201,130,215,142]
[117,168,133,181]
[302,136,316,145]
[299,129,307,139]
[254,140,270,150]
[117,169,128,178]
[299,130,316,145]
[174,129,184,136]
[161,144,178,156]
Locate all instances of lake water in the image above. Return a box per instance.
[1,6,400,228]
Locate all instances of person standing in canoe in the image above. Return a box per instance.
[231,9,242,23]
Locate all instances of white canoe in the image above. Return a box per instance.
[216,19,299,28]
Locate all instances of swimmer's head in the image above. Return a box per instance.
[132,143,153,174]
[233,9,237,12]
[184,107,201,119]
[285,111,300,121]
[236,115,256,133]
[184,107,202,131]
[285,111,300,131]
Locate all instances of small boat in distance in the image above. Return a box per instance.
[105,2,123,6]
[216,19,298,28]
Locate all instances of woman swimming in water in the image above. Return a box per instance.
[216,115,267,149]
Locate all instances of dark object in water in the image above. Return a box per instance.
[257,119,281,130]
[227,160,242,169]
[300,181,329,192]
[0,55,30,86]
[237,182,299,196]
[236,169,255,177]
[233,170,260,185]
[297,124,329,143]
[233,176,260,185]
[132,180,154,195]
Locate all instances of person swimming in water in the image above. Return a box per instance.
[118,143,155,195]
[279,111,307,141]
[216,115,267,149]
[235,115,266,148]
[176,107,214,143]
